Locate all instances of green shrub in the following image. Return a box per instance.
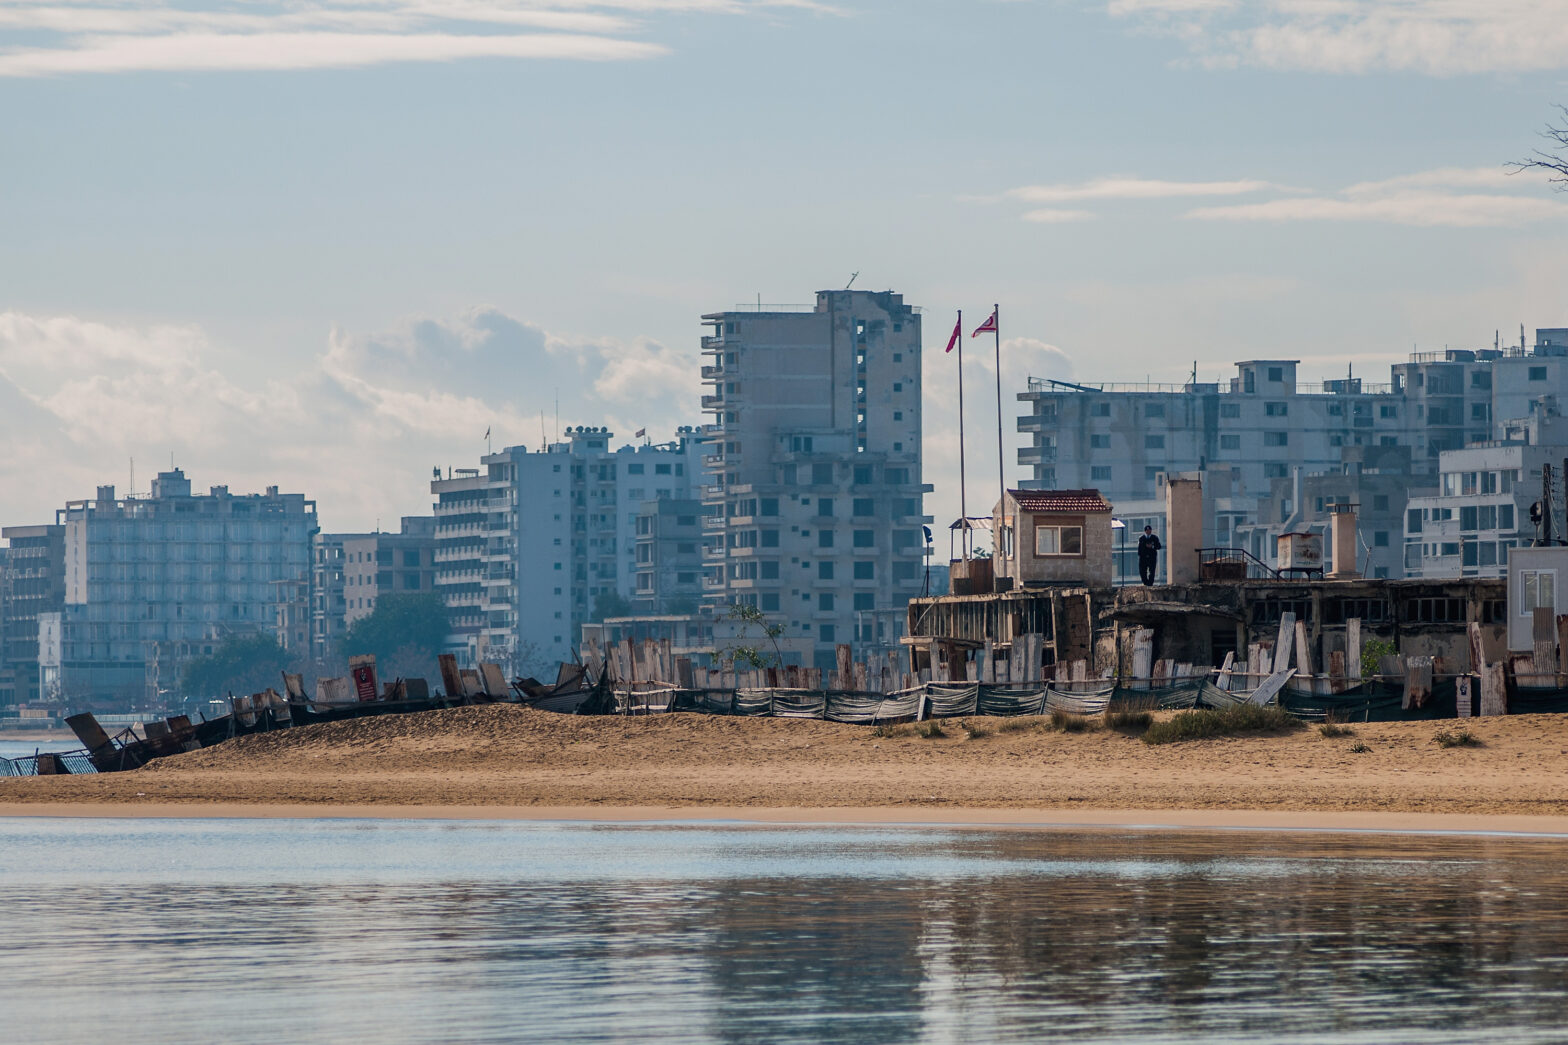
[1433,729,1481,749]
[1142,704,1298,746]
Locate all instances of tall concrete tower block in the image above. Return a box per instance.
[1165,478,1203,585]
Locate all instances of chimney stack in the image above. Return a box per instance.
[1165,477,1203,585]
[1329,502,1360,579]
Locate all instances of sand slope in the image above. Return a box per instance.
[4,705,1568,818]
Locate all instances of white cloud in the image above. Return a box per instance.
[1008,175,1279,203]
[1103,0,1568,76]
[0,306,704,530]
[1021,208,1097,223]
[1185,164,1568,226]
[0,0,827,76]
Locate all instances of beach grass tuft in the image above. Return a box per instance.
[1319,723,1356,738]
[1142,704,1298,746]
[959,719,992,739]
[1348,741,1371,753]
[994,716,1048,734]
[914,719,946,739]
[1104,707,1154,734]
[1433,729,1481,749]
[1050,710,1096,733]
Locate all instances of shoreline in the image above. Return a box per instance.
[6,802,1568,837]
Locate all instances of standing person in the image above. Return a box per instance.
[1138,525,1162,586]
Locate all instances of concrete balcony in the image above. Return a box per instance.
[701,395,724,411]
[700,364,724,380]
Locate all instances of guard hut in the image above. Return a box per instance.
[993,489,1114,589]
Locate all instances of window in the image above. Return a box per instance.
[1265,464,1288,478]
[656,463,671,475]
[1501,504,1516,529]
[1091,466,1112,481]
[761,593,780,611]
[1090,435,1111,450]
[819,593,834,611]
[811,464,833,485]
[819,624,835,643]
[627,463,644,474]
[853,498,874,516]
[1265,402,1288,416]
[1373,531,1389,547]
[1035,525,1083,557]
[853,593,874,611]
[1145,403,1165,418]
[1264,432,1288,446]
[1091,402,1111,417]
[759,498,779,516]
[1531,366,1548,382]
[1461,506,1478,531]
[818,561,834,580]
[760,529,779,547]
[817,497,834,516]
[853,530,874,547]
[1220,403,1240,418]
[853,561,875,579]
[893,411,903,421]
[1220,435,1241,450]
[1145,435,1165,449]
[1380,405,1397,419]
[1407,508,1423,534]
[1522,570,1557,614]
[403,550,420,567]
[760,561,779,579]
[818,529,834,548]
[1268,367,1284,382]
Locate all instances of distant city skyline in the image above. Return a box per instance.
[4,0,1568,535]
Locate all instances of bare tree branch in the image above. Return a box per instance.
[1507,103,1568,189]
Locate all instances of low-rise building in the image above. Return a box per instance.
[993,489,1114,589]
[0,525,65,707]
[341,517,437,626]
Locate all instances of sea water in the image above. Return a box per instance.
[1,818,1565,1044]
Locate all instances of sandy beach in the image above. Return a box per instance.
[5,704,1568,831]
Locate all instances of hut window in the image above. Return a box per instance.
[1035,525,1082,557]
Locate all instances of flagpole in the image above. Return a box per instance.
[956,308,969,559]
[993,303,1005,522]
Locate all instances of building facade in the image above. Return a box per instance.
[341,517,437,626]
[431,428,707,672]
[0,525,65,707]
[700,290,932,669]
[56,471,316,707]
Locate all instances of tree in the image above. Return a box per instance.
[713,602,785,670]
[339,592,450,679]
[591,589,633,623]
[1509,104,1568,189]
[179,632,292,700]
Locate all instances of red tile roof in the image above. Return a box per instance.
[1008,488,1112,513]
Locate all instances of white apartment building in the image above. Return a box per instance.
[57,470,316,706]
[431,428,707,672]
[700,290,932,670]
[1020,331,1568,574]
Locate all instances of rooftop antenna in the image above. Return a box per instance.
[540,410,548,452]
[845,271,859,290]
[1523,323,1528,352]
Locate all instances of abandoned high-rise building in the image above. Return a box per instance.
[700,290,932,669]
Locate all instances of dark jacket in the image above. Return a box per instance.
[1137,533,1162,560]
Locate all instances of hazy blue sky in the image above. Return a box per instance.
[4,0,1568,533]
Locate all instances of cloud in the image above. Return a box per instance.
[0,0,825,76]
[0,306,705,531]
[1021,208,1097,223]
[1185,166,1568,226]
[1102,0,1568,76]
[1007,176,1280,203]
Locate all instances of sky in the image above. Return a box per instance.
[4,0,1568,536]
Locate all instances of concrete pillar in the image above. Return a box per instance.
[1329,504,1359,579]
[1165,478,1202,585]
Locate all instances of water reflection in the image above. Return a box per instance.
[0,821,1566,1044]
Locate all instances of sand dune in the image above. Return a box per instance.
[5,705,1568,825]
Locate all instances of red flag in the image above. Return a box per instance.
[944,317,961,353]
[971,309,998,338]
[635,427,646,438]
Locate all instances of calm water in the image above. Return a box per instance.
[0,739,80,759]
[2,819,1567,1044]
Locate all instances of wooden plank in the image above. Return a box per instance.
[1273,612,1296,674]
[1131,628,1154,688]
[981,639,995,684]
[836,644,853,686]
[1247,668,1294,707]
[1403,656,1432,710]
[1467,622,1486,673]
[1346,618,1362,681]
[1480,661,1508,717]
[1558,615,1568,676]
[1328,650,1346,693]
[1294,619,1314,677]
